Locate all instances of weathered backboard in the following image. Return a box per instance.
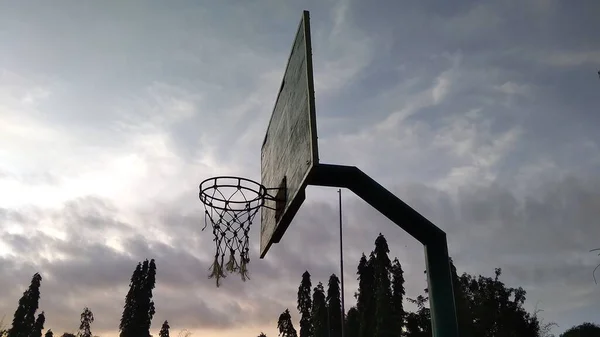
[260,10,318,258]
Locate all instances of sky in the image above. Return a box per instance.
[1,0,599,336]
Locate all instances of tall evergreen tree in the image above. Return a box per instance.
[78,308,94,337]
[119,259,157,337]
[30,313,44,337]
[372,234,394,337]
[140,259,157,337]
[390,258,406,336]
[120,262,142,337]
[8,273,42,337]
[356,253,375,337]
[277,309,297,337]
[43,330,52,337]
[326,274,342,337]
[311,283,328,337]
[297,271,313,337]
[345,307,360,337]
[159,321,169,337]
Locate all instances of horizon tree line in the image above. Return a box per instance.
[1,236,599,337]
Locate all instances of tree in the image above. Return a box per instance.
[297,271,313,337]
[140,259,157,337]
[390,258,406,335]
[327,274,343,337]
[277,309,297,337]
[8,273,43,337]
[372,234,394,337]
[43,330,52,337]
[345,307,360,337]
[78,308,94,337]
[404,295,431,337]
[60,333,75,337]
[449,258,473,337]
[119,259,157,337]
[311,283,328,337]
[120,262,142,337]
[159,321,170,337]
[406,266,542,337]
[560,322,600,337]
[258,334,267,337]
[458,268,540,336]
[355,254,375,337]
[30,313,44,337]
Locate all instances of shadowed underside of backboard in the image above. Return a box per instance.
[259,10,318,258]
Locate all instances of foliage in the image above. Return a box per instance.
[344,307,360,337]
[119,259,157,337]
[8,273,43,337]
[78,308,94,337]
[458,268,540,336]
[372,234,394,337]
[60,333,76,337]
[355,254,375,337]
[311,283,328,337]
[326,274,342,337]
[297,271,313,337]
[0,316,7,337]
[30,313,45,337]
[159,321,170,337]
[277,309,297,337]
[257,334,267,337]
[390,258,405,336]
[176,329,191,337]
[404,295,431,337]
[559,322,600,337]
[43,330,52,337]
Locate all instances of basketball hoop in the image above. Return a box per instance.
[198,176,279,287]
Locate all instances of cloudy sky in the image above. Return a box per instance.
[1,0,600,336]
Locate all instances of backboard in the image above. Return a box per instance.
[260,10,318,258]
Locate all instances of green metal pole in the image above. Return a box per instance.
[425,236,459,337]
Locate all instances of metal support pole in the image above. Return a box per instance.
[338,189,346,337]
[310,164,459,337]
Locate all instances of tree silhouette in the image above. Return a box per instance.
[297,271,313,337]
[560,322,600,337]
[311,283,328,337]
[78,308,94,337]
[8,273,42,337]
[327,274,342,337]
[120,262,142,337]
[30,313,44,337]
[344,307,360,337]
[277,309,297,337]
[43,330,52,337]
[355,254,375,337]
[372,234,394,337]
[119,259,157,337]
[159,321,170,337]
[404,295,431,337]
[390,258,405,335]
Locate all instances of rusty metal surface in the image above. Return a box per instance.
[260,11,318,258]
